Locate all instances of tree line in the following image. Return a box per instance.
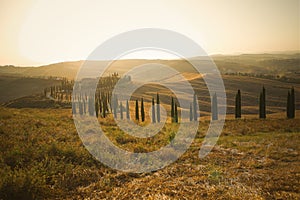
[44,76,296,121]
[72,86,296,123]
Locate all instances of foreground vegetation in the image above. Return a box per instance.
[0,107,299,199]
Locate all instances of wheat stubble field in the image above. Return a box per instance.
[0,107,299,200]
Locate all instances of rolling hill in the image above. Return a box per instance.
[0,53,299,79]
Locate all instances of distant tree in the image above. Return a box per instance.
[83,97,86,114]
[102,95,107,118]
[79,101,83,115]
[152,98,156,123]
[235,89,241,118]
[193,94,198,121]
[291,87,295,119]
[88,96,94,116]
[99,97,102,115]
[135,99,139,121]
[287,90,291,118]
[156,93,161,122]
[287,87,295,119]
[171,97,175,123]
[259,86,266,119]
[72,102,77,115]
[126,100,130,120]
[95,99,99,118]
[113,95,118,119]
[174,103,178,123]
[141,98,145,122]
[189,103,193,122]
[212,93,218,121]
[50,87,53,97]
[120,101,123,120]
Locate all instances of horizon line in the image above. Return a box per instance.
[1,50,299,67]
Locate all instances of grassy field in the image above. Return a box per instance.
[0,107,299,199]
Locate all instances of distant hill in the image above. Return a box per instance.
[0,61,83,79]
[0,53,299,79]
[211,53,300,75]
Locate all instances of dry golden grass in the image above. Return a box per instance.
[0,107,299,199]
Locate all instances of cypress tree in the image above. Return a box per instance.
[212,93,218,120]
[235,89,241,118]
[189,103,193,121]
[287,90,291,118]
[259,86,266,119]
[141,98,145,122]
[120,101,123,120]
[72,102,77,115]
[287,87,295,119]
[113,95,118,119]
[152,97,156,123]
[99,97,102,115]
[171,97,175,123]
[193,94,198,121]
[79,101,83,115]
[291,87,295,119]
[263,86,266,118]
[95,99,99,118]
[135,99,139,121]
[174,103,178,123]
[102,95,107,118]
[156,93,161,122]
[83,98,86,114]
[115,95,119,112]
[126,99,130,120]
[88,96,94,116]
[50,86,53,97]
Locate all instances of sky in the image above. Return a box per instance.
[0,0,299,66]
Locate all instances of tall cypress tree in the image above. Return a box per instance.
[235,89,241,118]
[171,97,175,123]
[287,90,291,118]
[189,103,193,122]
[79,101,83,115]
[99,97,102,115]
[141,98,145,122]
[212,93,218,121]
[174,103,178,123]
[291,87,295,119]
[156,93,161,122]
[83,97,86,114]
[120,101,123,120]
[152,97,156,123]
[259,86,266,119]
[287,87,295,119]
[88,96,94,116]
[72,102,77,115]
[102,95,107,118]
[126,99,130,120]
[193,94,198,121]
[135,99,139,121]
[95,99,99,118]
[113,95,118,119]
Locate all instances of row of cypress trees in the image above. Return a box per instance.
[235,87,295,119]
[73,86,296,121]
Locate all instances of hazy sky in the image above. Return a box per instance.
[0,0,299,66]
